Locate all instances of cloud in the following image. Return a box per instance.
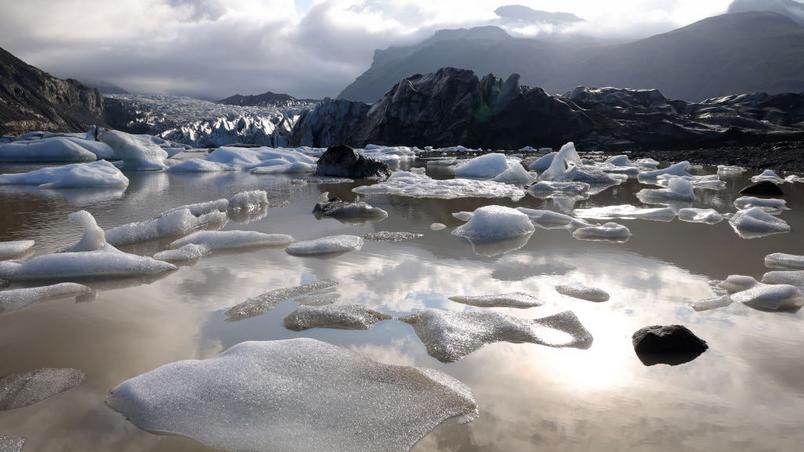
[0,0,735,99]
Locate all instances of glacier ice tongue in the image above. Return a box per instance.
[400,309,593,362]
[170,230,293,252]
[0,160,129,189]
[0,241,35,260]
[0,283,92,315]
[285,235,363,256]
[452,206,535,240]
[449,292,543,308]
[283,304,391,331]
[225,280,338,321]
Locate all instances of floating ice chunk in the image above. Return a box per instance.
[286,235,363,256]
[251,161,315,174]
[555,283,610,302]
[64,210,117,252]
[454,153,511,179]
[574,205,676,222]
[106,208,227,247]
[430,223,447,231]
[98,130,168,171]
[604,155,633,167]
[492,163,534,186]
[572,222,631,243]
[678,208,723,224]
[400,309,593,362]
[761,270,804,289]
[0,251,176,281]
[637,177,696,204]
[765,253,804,269]
[363,231,422,242]
[539,142,581,181]
[313,194,388,223]
[786,174,802,183]
[153,244,210,263]
[751,169,785,184]
[527,181,590,199]
[516,208,589,229]
[166,199,229,217]
[691,295,733,312]
[226,280,338,320]
[0,283,92,314]
[229,190,268,212]
[733,196,787,215]
[717,165,745,175]
[657,174,725,191]
[637,161,692,181]
[731,283,804,311]
[206,147,317,169]
[636,158,659,169]
[528,152,556,172]
[718,275,759,294]
[449,292,543,308]
[107,338,477,452]
[0,368,85,410]
[452,206,535,240]
[63,136,116,160]
[167,158,232,173]
[0,137,97,163]
[451,211,473,222]
[170,231,293,252]
[0,241,34,260]
[0,160,129,189]
[729,208,790,239]
[0,434,24,452]
[283,304,391,331]
[352,170,525,200]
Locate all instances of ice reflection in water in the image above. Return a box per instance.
[0,163,802,451]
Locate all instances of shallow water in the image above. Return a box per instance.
[1,160,803,452]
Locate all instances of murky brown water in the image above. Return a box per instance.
[1,161,803,451]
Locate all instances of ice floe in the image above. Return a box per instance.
[107,338,478,452]
[573,205,676,222]
[0,250,176,281]
[363,231,423,242]
[637,161,692,181]
[751,169,785,184]
[0,160,129,189]
[452,206,535,241]
[153,244,210,263]
[0,137,97,163]
[430,223,447,231]
[313,194,388,223]
[226,280,338,320]
[167,158,232,173]
[733,196,787,215]
[449,292,543,308]
[765,253,804,269]
[0,368,85,410]
[527,181,590,199]
[453,153,511,179]
[0,241,35,260]
[761,270,804,289]
[285,235,363,256]
[678,208,724,224]
[170,230,293,252]
[98,130,168,171]
[691,295,733,312]
[636,177,696,204]
[283,304,391,331]
[492,163,535,186]
[572,222,632,243]
[0,283,92,314]
[528,152,556,172]
[399,309,593,362]
[352,170,525,200]
[731,283,804,311]
[729,208,790,239]
[516,208,589,229]
[229,190,268,213]
[106,206,227,247]
[555,283,610,302]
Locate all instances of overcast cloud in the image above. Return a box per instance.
[0,0,735,99]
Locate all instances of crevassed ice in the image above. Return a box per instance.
[98,130,168,171]
[572,222,632,243]
[0,240,35,260]
[0,160,129,189]
[399,309,593,362]
[573,205,676,222]
[678,208,724,225]
[0,282,92,315]
[106,338,478,452]
[285,235,363,256]
[729,207,790,239]
[0,137,97,163]
[170,230,294,252]
[555,283,610,302]
[765,253,804,269]
[452,206,535,240]
[449,292,543,308]
[225,280,338,320]
[283,304,391,331]
[733,196,787,215]
[352,170,526,201]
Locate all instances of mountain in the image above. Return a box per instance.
[0,46,105,135]
[728,0,804,25]
[296,67,804,150]
[217,91,312,107]
[339,12,804,103]
[82,80,129,94]
[494,5,583,26]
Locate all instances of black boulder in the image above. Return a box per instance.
[739,180,784,197]
[314,145,391,179]
[632,325,708,366]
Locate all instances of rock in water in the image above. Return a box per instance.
[739,181,784,197]
[315,145,391,179]
[0,368,85,410]
[106,338,478,452]
[313,195,388,223]
[632,325,708,366]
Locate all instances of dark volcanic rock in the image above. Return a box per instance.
[314,145,391,179]
[739,180,785,197]
[632,325,708,366]
[0,368,85,410]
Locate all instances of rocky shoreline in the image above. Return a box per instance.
[627,141,804,173]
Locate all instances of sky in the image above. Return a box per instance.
[0,0,738,99]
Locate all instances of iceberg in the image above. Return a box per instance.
[0,282,92,314]
[729,208,790,239]
[573,205,676,222]
[206,146,317,169]
[453,153,511,179]
[527,181,590,199]
[637,161,692,181]
[285,235,363,256]
[492,163,535,186]
[170,230,293,252]
[731,283,804,311]
[448,292,543,308]
[0,368,85,411]
[0,240,35,260]
[283,304,391,331]
[528,152,556,172]
[0,160,129,189]
[229,190,268,212]
[636,177,696,204]
[765,253,804,269]
[678,208,723,224]
[399,309,593,362]
[516,208,589,229]
[225,280,338,320]
[153,244,210,263]
[656,174,725,191]
[733,196,787,215]
[691,295,733,312]
[63,136,116,160]
[452,206,535,240]
[555,283,610,302]
[761,270,804,289]
[0,251,176,281]
[98,129,168,170]
[313,194,388,223]
[539,142,582,181]
[0,137,97,163]
[167,159,232,173]
[353,170,525,200]
[572,222,631,243]
[107,339,478,452]
[106,207,227,247]
[751,169,785,184]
